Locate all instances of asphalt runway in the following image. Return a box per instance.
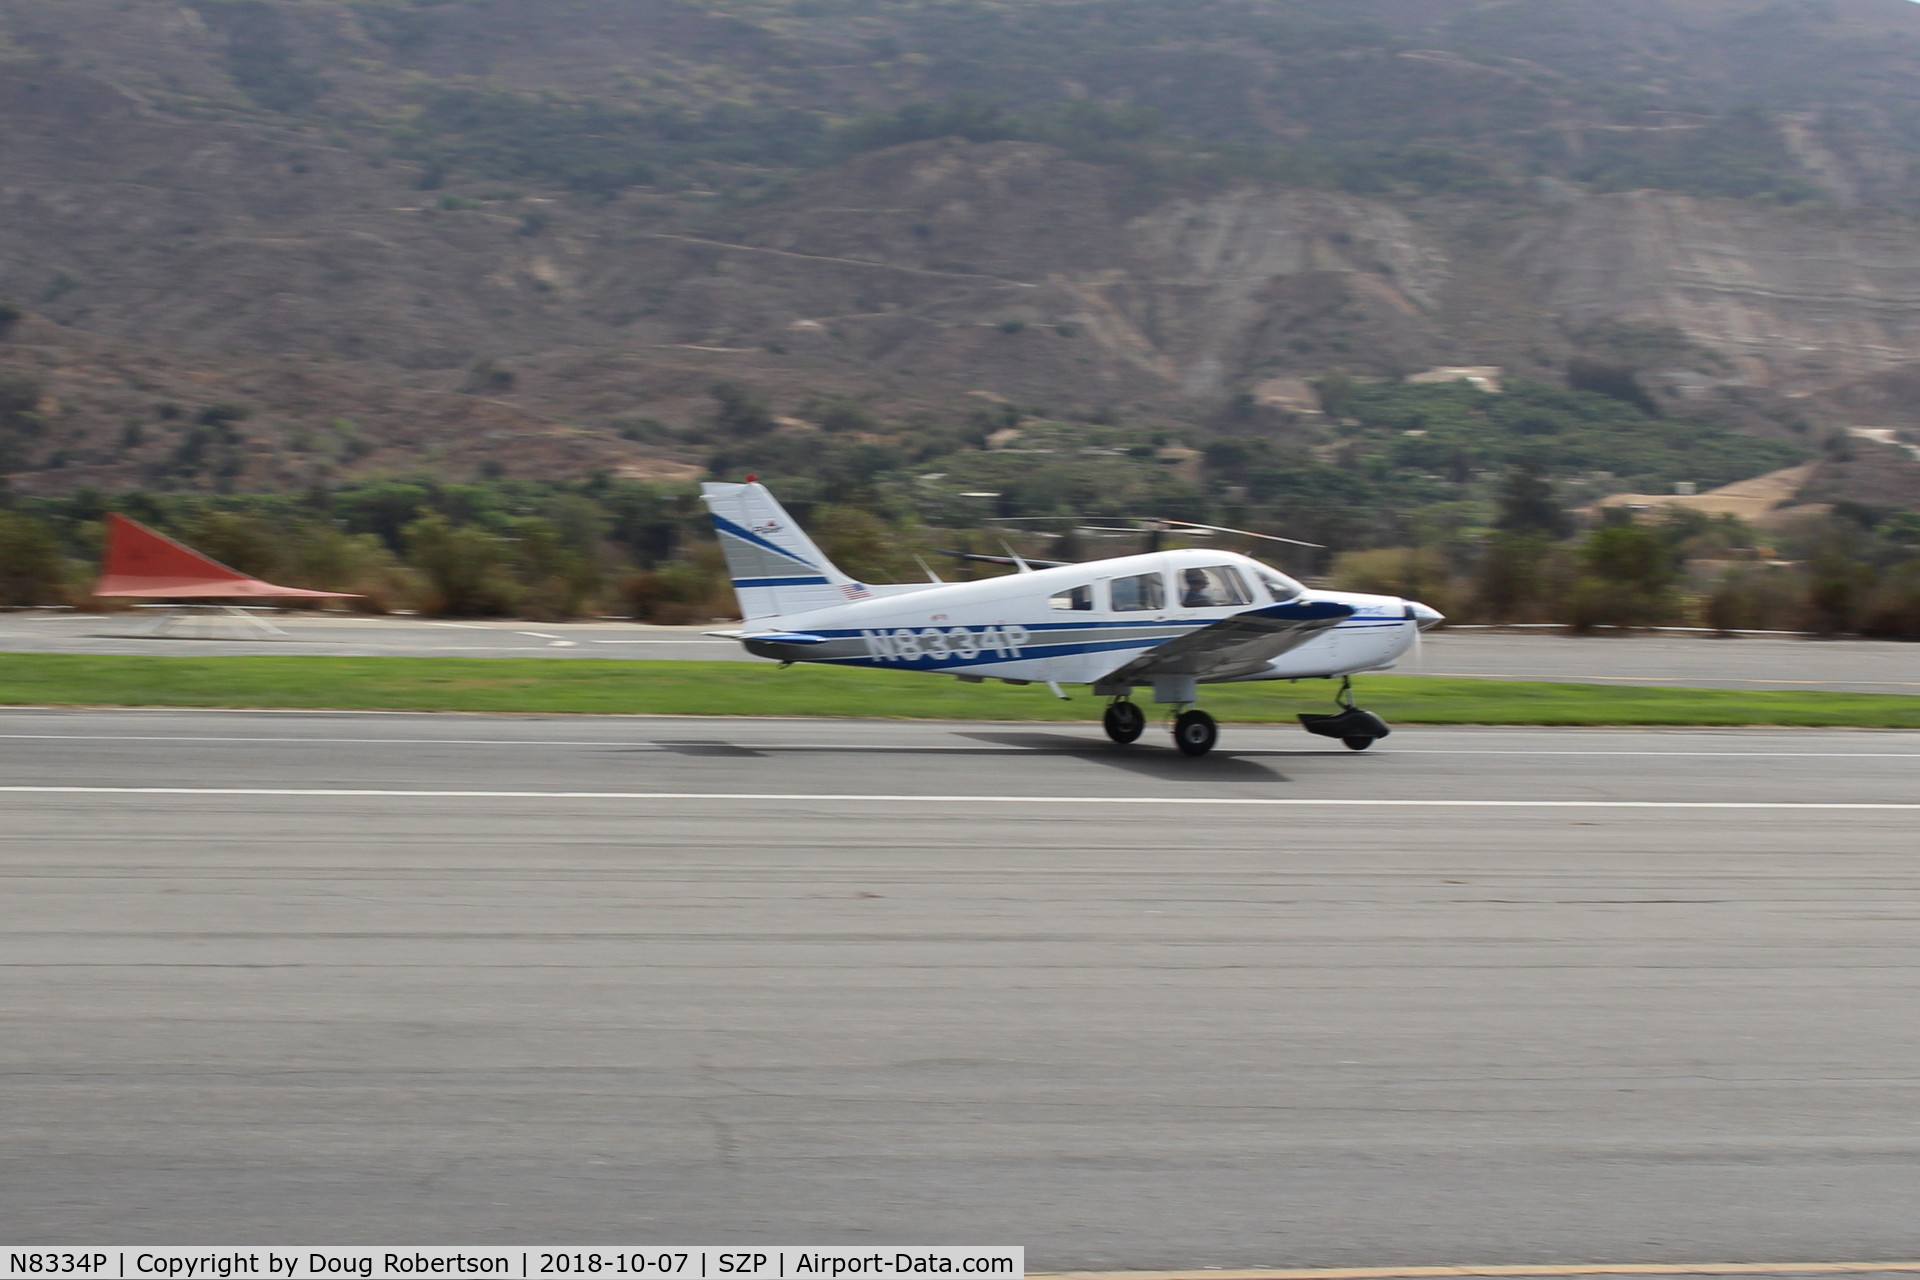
[4,709,1920,1267]
[1,611,1916,694]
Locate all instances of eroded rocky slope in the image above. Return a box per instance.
[5,0,1920,498]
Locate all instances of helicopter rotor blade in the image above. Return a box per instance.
[937,550,1075,570]
[1147,518,1324,550]
[978,514,1323,550]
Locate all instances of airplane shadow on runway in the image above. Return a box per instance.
[953,731,1295,782]
[646,733,1368,783]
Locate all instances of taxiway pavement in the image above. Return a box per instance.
[3,711,1919,1266]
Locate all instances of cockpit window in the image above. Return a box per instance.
[1049,584,1093,611]
[1256,568,1304,602]
[1109,572,1165,612]
[1178,565,1254,608]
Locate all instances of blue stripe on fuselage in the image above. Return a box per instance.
[782,613,1407,672]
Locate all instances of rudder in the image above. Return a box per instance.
[700,480,867,620]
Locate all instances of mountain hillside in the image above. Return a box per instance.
[2,0,1920,506]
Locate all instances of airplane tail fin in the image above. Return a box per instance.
[699,480,870,621]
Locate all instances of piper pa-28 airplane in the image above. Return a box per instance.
[703,480,1443,756]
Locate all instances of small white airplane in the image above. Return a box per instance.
[702,479,1443,756]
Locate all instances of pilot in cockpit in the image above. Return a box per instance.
[1182,568,1224,608]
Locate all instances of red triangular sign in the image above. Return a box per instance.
[93,514,359,599]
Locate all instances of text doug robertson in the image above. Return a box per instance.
[128,1257,508,1278]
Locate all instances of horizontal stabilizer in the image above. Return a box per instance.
[741,632,831,645]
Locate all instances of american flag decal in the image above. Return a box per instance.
[841,582,873,601]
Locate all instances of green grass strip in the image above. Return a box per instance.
[0,654,1915,726]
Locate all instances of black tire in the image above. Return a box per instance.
[1342,735,1375,751]
[1103,701,1146,744]
[1172,709,1219,757]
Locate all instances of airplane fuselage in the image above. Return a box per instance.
[735,548,1424,687]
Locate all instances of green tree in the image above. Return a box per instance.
[0,372,46,472]
[285,523,420,614]
[1565,523,1680,630]
[0,510,66,605]
[508,516,600,618]
[1475,533,1557,623]
[1702,564,1800,635]
[1494,463,1570,538]
[1316,369,1356,419]
[811,504,932,584]
[710,382,775,437]
[1802,528,1873,635]
[1882,511,1920,547]
[1567,357,1658,416]
[179,510,282,578]
[404,514,518,616]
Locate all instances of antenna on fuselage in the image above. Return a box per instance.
[912,555,945,583]
[997,539,1036,573]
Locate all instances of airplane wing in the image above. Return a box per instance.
[1096,599,1354,685]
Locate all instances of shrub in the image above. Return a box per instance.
[1564,524,1681,630]
[1331,546,1460,617]
[404,514,519,616]
[710,381,775,437]
[284,524,421,613]
[626,546,732,623]
[1701,565,1801,634]
[0,511,68,606]
[1566,358,1658,417]
[1474,533,1562,623]
[0,372,48,471]
[178,510,283,578]
[1857,564,1920,639]
[808,399,880,434]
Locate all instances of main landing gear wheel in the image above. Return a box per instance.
[1103,700,1147,744]
[1172,709,1219,757]
[1342,735,1376,751]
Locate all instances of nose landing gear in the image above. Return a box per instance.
[1298,676,1391,751]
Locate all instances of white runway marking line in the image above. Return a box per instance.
[2,786,1918,809]
[2,733,1918,759]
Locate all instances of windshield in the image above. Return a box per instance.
[1256,568,1304,602]
[1178,566,1253,608]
